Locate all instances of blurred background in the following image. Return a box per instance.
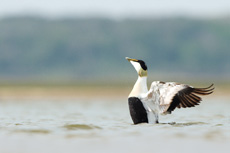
[0,0,230,88]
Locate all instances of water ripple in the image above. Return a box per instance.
[63,124,102,130]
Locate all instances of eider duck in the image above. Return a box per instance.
[126,57,214,124]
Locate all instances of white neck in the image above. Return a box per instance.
[129,76,148,97]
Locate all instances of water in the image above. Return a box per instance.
[0,96,229,153]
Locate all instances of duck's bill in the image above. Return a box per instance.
[125,57,138,62]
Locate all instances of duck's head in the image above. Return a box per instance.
[126,57,148,77]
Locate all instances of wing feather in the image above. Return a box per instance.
[186,96,199,106]
[184,95,198,106]
[183,96,194,107]
[190,93,201,101]
[146,81,214,114]
[180,96,191,107]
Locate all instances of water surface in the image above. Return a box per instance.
[0,96,229,153]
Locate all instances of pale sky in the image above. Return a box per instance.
[1,0,230,18]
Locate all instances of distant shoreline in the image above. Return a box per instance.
[0,84,228,100]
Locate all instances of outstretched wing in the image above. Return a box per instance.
[146,81,214,114]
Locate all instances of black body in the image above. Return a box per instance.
[128,97,148,124]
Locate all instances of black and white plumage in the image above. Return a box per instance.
[126,57,214,124]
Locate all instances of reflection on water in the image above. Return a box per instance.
[0,96,229,153]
